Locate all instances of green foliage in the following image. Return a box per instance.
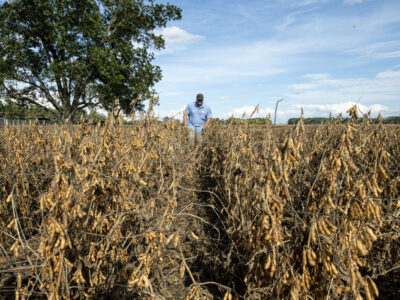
[0,99,108,123]
[213,117,271,125]
[212,117,225,124]
[84,109,107,123]
[288,117,331,125]
[0,99,58,119]
[381,116,400,124]
[0,0,181,121]
[246,117,271,125]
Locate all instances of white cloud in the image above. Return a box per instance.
[159,9,400,83]
[344,0,365,5]
[155,106,186,119]
[301,0,328,5]
[293,68,400,95]
[236,4,258,22]
[280,0,329,7]
[294,102,388,116]
[159,36,328,84]
[219,102,391,122]
[153,1,400,123]
[157,4,400,84]
[153,26,204,55]
[282,67,400,122]
[276,7,318,32]
[154,26,203,44]
[376,67,400,79]
[303,73,330,80]
[373,50,400,59]
[345,41,400,59]
[274,5,400,56]
[290,83,318,90]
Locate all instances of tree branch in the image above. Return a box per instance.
[17,56,62,111]
[77,101,100,110]
[7,94,54,114]
[33,31,67,110]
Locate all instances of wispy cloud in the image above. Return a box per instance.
[290,83,317,90]
[301,0,329,5]
[292,68,400,94]
[279,0,329,8]
[371,50,400,59]
[158,3,400,84]
[344,0,365,5]
[152,0,400,123]
[158,41,290,84]
[344,41,400,59]
[276,7,318,32]
[303,73,330,80]
[376,66,400,78]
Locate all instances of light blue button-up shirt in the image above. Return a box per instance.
[185,101,212,132]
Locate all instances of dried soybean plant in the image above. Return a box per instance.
[0,110,211,299]
[203,114,400,299]
[1,108,399,299]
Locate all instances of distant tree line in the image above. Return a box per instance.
[3,101,399,125]
[0,99,58,120]
[288,116,400,125]
[213,117,272,125]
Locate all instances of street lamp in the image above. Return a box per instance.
[274,98,284,125]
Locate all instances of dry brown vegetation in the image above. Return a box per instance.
[0,111,399,299]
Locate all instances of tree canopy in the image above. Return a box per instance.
[0,0,181,120]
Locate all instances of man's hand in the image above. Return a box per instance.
[203,117,211,131]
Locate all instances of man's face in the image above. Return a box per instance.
[196,98,203,107]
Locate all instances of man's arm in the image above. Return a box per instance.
[203,117,211,130]
[203,106,212,130]
[183,104,190,127]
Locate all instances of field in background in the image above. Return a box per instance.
[0,117,399,299]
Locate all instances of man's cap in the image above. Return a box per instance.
[196,93,204,101]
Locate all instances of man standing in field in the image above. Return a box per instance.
[184,93,212,145]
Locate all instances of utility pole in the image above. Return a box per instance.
[274,98,284,125]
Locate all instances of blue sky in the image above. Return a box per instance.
[152,0,400,123]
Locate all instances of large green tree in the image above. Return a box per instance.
[0,0,181,120]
